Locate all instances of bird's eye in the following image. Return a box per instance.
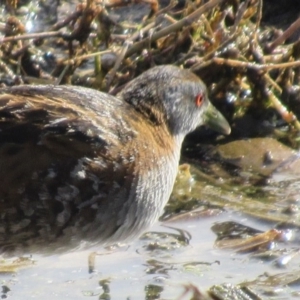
[195,93,204,107]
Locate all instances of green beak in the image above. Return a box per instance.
[203,102,231,135]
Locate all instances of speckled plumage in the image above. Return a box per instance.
[0,65,230,255]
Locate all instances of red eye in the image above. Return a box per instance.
[195,93,204,107]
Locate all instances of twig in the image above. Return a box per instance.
[196,57,300,71]
[266,16,300,53]
[155,0,178,15]
[0,31,63,43]
[253,0,262,38]
[105,40,132,90]
[247,67,300,130]
[266,84,300,130]
[124,0,226,58]
[0,60,15,78]
[73,50,112,61]
[104,21,156,89]
[232,0,251,33]
[190,0,252,71]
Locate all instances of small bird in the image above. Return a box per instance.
[0,65,230,255]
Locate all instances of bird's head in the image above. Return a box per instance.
[120,65,230,139]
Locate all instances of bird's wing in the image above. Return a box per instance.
[0,85,138,252]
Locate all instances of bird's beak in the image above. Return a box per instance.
[203,102,231,135]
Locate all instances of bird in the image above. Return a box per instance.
[0,65,230,255]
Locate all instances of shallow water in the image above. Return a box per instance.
[2,172,300,300]
[0,214,274,299]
